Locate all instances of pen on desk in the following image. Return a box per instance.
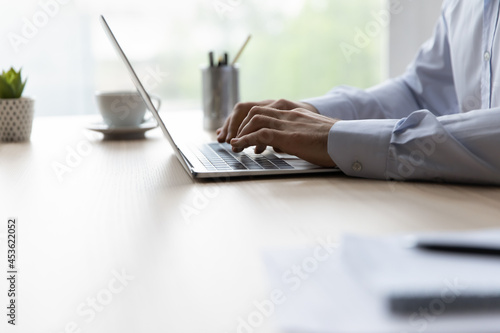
[224,52,228,66]
[209,51,214,67]
[231,34,251,66]
[415,241,500,256]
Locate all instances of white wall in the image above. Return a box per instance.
[389,0,443,78]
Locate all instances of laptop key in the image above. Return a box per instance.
[230,164,248,170]
[202,142,293,171]
[277,164,294,170]
[214,165,232,170]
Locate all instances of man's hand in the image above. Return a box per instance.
[229,105,339,167]
[216,99,318,143]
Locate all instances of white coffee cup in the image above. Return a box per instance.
[95,91,161,128]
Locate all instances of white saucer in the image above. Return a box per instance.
[86,119,158,139]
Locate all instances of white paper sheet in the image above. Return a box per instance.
[262,230,500,333]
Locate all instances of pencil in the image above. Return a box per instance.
[231,34,251,66]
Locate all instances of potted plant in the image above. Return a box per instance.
[0,68,34,142]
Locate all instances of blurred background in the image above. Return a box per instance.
[0,0,441,116]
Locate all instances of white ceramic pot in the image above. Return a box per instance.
[0,97,35,142]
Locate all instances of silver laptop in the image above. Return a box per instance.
[100,15,339,179]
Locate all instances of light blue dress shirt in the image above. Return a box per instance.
[304,0,500,184]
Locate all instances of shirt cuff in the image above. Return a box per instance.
[328,119,398,179]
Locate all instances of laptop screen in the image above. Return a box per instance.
[99,15,190,172]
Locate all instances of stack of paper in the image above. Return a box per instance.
[262,229,500,333]
[342,230,500,314]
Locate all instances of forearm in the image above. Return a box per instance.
[329,108,500,184]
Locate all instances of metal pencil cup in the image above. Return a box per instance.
[202,65,239,131]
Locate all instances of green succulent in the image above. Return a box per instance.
[0,68,27,99]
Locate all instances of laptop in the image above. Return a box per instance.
[100,15,340,179]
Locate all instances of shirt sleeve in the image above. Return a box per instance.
[302,1,500,184]
[330,108,500,184]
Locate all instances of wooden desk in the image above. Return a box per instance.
[1,112,499,333]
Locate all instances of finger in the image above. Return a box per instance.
[237,114,284,139]
[224,100,274,143]
[237,106,284,137]
[217,117,230,142]
[225,111,248,143]
[231,128,285,152]
[254,144,267,154]
[273,147,283,153]
[218,112,240,143]
[217,107,242,142]
[240,112,284,154]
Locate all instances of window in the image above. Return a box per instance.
[1,0,387,116]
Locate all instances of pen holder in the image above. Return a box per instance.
[201,65,239,131]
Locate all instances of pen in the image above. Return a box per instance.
[209,51,214,67]
[224,52,228,66]
[416,241,500,256]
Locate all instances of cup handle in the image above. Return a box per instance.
[143,94,161,123]
[150,95,161,111]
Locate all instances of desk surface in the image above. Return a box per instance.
[1,112,500,333]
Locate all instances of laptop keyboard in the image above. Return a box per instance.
[193,142,294,171]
